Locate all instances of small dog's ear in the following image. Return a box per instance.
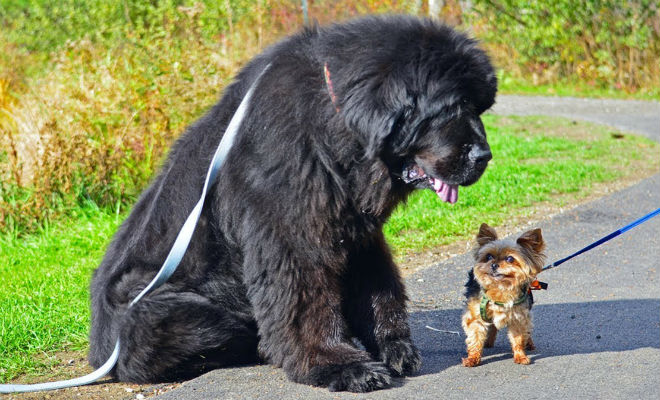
[477,223,498,246]
[517,228,545,253]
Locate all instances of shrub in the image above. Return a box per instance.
[0,1,409,234]
[465,0,660,93]
[1,1,659,234]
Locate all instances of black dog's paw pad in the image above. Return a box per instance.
[310,361,392,392]
[380,338,422,376]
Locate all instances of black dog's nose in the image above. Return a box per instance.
[491,263,499,271]
[469,145,492,164]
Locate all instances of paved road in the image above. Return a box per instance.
[491,95,660,142]
[156,96,660,400]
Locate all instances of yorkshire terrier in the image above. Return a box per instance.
[461,223,546,367]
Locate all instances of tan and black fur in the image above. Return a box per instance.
[461,224,546,367]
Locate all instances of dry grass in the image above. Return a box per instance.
[1,12,242,231]
[0,1,413,234]
[1,1,659,234]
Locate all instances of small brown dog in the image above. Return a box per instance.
[461,223,546,367]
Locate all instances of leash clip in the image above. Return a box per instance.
[529,280,548,291]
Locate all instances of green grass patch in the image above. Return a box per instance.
[0,205,122,382]
[0,115,658,382]
[497,72,660,101]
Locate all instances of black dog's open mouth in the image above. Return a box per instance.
[401,162,458,204]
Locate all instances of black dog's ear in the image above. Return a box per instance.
[476,223,498,246]
[387,105,421,154]
[517,228,545,254]
[339,69,412,159]
[344,107,395,158]
[343,100,406,159]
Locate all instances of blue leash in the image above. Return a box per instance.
[542,207,660,272]
[0,64,271,394]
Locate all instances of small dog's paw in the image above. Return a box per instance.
[462,356,481,367]
[308,361,392,392]
[380,338,422,376]
[513,353,531,365]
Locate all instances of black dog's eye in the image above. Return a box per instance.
[505,256,515,263]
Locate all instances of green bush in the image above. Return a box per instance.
[0,1,409,234]
[1,1,658,234]
[466,0,660,93]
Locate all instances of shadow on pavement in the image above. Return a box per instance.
[409,298,660,375]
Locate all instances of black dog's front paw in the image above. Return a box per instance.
[380,338,422,376]
[307,361,392,392]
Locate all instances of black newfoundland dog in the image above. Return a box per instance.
[89,15,496,392]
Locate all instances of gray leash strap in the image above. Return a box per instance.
[0,64,271,394]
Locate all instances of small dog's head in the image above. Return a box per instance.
[472,224,546,291]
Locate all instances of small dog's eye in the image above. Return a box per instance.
[485,254,494,261]
[505,256,515,263]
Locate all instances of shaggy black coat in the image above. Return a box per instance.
[88,15,497,392]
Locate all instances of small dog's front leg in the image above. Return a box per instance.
[508,323,531,365]
[461,308,489,367]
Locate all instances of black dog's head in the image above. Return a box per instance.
[397,104,492,204]
[326,16,497,204]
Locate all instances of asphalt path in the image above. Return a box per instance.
[156,96,660,400]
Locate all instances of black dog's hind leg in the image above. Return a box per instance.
[106,290,258,383]
[344,232,422,376]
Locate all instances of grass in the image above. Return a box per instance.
[497,72,660,100]
[0,114,658,383]
[1,0,658,389]
[0,205,122,382]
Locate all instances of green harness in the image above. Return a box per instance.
[479,285,529,323]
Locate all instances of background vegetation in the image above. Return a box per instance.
[466,0,660,98]
[1,0,659,235]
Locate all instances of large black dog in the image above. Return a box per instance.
[89,15,496,392]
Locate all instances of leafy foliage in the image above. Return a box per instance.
[467,0,660,94]
[1,1,659,234]
[0,1,409,234]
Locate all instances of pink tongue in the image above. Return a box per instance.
[432,178,459,204]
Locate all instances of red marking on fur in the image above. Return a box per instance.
[324,63,340,112]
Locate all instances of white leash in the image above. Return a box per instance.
[0,64,271,394]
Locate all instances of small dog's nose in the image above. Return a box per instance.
[491,263,499,271]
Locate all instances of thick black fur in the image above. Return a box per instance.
[89,15,496,392]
